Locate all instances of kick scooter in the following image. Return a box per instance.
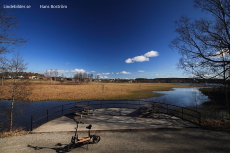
[67,121,100,152]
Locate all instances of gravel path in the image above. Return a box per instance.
[1,128,230,153]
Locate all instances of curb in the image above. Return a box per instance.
[29,126,200,134]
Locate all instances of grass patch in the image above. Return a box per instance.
[200,119,230,130]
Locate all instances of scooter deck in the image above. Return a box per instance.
[77,136,91,143]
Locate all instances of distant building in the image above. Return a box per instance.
[26,76,36,79]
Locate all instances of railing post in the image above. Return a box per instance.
[167,104,168,114]
[182,107,184,119]
[31,115,33,131]
[47,109,49,122]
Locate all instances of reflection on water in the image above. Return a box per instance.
[146,87,210,107]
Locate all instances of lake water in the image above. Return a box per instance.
[145,87,210,107]
[0,87,209,131]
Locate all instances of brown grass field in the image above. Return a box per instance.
[0,81,195,102]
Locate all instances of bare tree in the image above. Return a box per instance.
[0,8,26,55]
[96,75,100,83]
[170,0,230,114]
[74,72,92,83]
[79,72,83,83]
[73,73,79,83]
[88,72,93,82]
[0,4,26,86]
[54,69,58,84]
[44,70,50,83]
[6,52,31,131]
[83,72,87,79]
[79,73,83,83]
[44,70,49,81]
[60,73,65,84]
[0,5,28,131]
[50,69,54,84]
[44,69,58,84]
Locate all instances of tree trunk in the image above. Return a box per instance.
[10,98,14,131]
[1,77,3,86]
[10,79,16,131]
[1,72,5,86]
[226,88,230,116]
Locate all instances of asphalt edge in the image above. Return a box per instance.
[29,126,201,134]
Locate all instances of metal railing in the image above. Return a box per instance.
[148,101,201,125]
[30,100,201,131]
[30,102,79,131]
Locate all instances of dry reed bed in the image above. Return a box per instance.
[0,83,193,102]
[0,129,28,138]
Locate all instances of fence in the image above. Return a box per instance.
[149,101,201,125]
[30,100,201,131]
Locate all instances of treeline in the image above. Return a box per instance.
[135,78,229,84]
[0,72,44,78]
[73,72,93,83]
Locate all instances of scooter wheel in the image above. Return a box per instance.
[93,135,101,143]
[66,142,75,152]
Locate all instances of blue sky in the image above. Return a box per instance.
[2,0,211,79]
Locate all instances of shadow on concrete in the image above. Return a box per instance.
[72,108,198,132]
[28,141,96,153]
[28,143,68,153]
[32,108,198,133]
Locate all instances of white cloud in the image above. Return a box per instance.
[91,71,95,73]
[125,50,158,63]
[125,58,133,63]
[46,70,68,74]
[102,72,110,75]
[116,73,119,74]
[100,76,108,79]
[96,73,101,75]
[138,70,145,72]
[71,69,86,73]
[132,56,149,62]
[120,71,131,74]
[144,51,159,57]
[58,70,69,73]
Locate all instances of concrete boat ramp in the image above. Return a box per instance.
[32,108,198,133]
